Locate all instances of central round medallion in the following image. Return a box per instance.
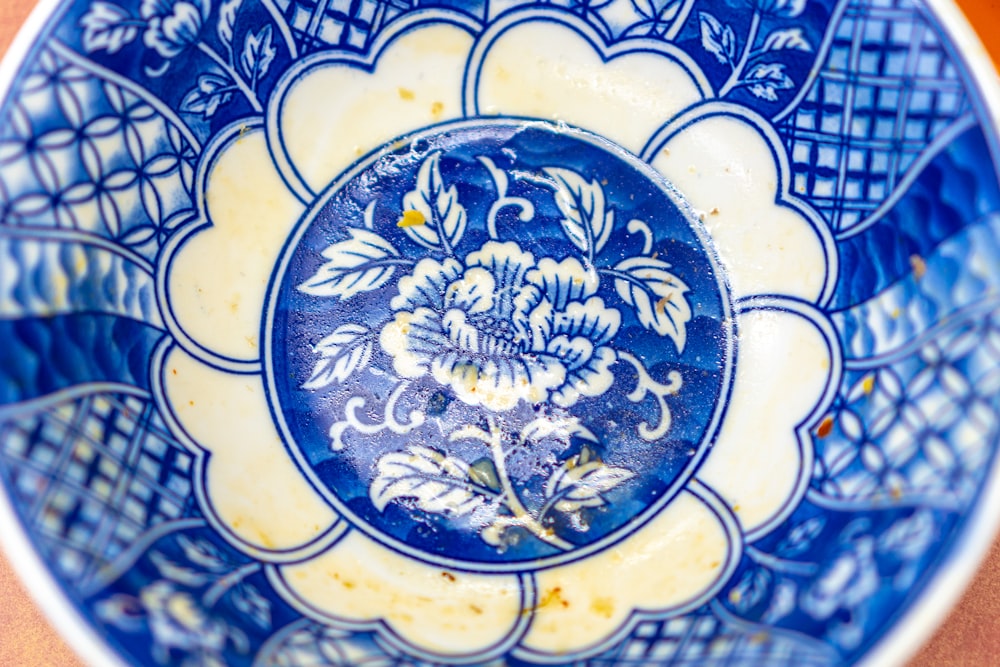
[265,120,734,571]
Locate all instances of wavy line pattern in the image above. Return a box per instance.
[833,213,1000,359]
[0,314,164,403]
[0,232,161,325]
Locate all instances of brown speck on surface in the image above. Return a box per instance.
[441,571,456,582]
[431,101,444,119]
[469,604,483,615]
[710,207,720,215]
[398,87,415,100]
[816,415,835,439]
[733,503,741,512]
[655,296,671,314]
[661,148,670,157]
[910,254,927,280]
[188,400,195,406]
[172,368,177,375]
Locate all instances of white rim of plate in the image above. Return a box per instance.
[0,1,998,666]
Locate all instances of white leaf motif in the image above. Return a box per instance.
[520,416,598,445]
[303,324,373,389]
[699,12,736,66]
[743,62,795,102]
[218,0,242,48]
[543,167,614,256]
[761,27,813,53]
[544,460,635,512]
[402,152,468,251]
[298,228,401,299]
[80,2,140,54]
[613,256,691,352]
[371,446,486,516]
[240,24,276,82]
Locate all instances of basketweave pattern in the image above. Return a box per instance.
[777,0,972,233]
[0,392,194,589]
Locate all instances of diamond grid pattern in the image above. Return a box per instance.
[590,611,835,666]
[778,0,971,233]
[0,45,198,261]
[0,392,194,587]
[813,307,1000,506]
[276,0,414,52]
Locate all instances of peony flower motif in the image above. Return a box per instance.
[157,7,840,662]
[380,243,618,412]
[140,0,208,59]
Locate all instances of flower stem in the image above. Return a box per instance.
[719,11,762,97]
[746,546,818,577]
[486,416,573,551]
[197,41,263,113]
[261,0,298,59]
[202,562,261,608]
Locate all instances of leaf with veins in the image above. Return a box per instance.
[298,228,401,299]
[371,446,489,516]
[544,460,635,512]
[543,167,614,256]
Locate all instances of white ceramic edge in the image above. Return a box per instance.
[856,3,1000,664]
[0,2,128,665]
[0,1,997,666]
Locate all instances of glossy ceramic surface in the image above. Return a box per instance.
[0,0,998,665]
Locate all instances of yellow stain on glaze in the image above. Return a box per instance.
[398,210,426,227]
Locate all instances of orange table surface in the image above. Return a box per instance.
[0,0,999,665]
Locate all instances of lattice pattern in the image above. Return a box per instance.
[276,0,418,52]
[814,307,1000,507]
[0,392,194,588]
[590,609,836,666]
[0,45,197,261]
[778,0,971,232]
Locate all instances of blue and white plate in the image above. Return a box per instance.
[1,0,998,664]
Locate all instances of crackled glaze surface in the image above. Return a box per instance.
[0,0,998,665]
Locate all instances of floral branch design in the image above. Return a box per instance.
[297,151,694,550]
[79,0,291,117]
[698,0,814,101]
[95,534,269,665]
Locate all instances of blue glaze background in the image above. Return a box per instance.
[0,0,996,664]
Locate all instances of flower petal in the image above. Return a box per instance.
[517,483,739,658]
[696,299,839,540]
[469,12,709,154]
[274,22,475,197]
[158,346,341,560]
[163,125,305,365]
[526,256,600,310]
[444,267,495,315]
[380,307,445,379]
[273,529,529,660]
[648,104,835,304]
[390,257,462,311]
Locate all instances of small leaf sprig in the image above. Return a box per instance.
[698,0,814,101]
[79,0,296,117]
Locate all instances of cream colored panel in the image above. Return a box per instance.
[279,24,473,192]
[278,529,525,657]
[476,21,705,153]
[162,346,338,554]
[651,113,828,303]
[521,490,733,656]
[697,307,832,536]
[167,129,304,362]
